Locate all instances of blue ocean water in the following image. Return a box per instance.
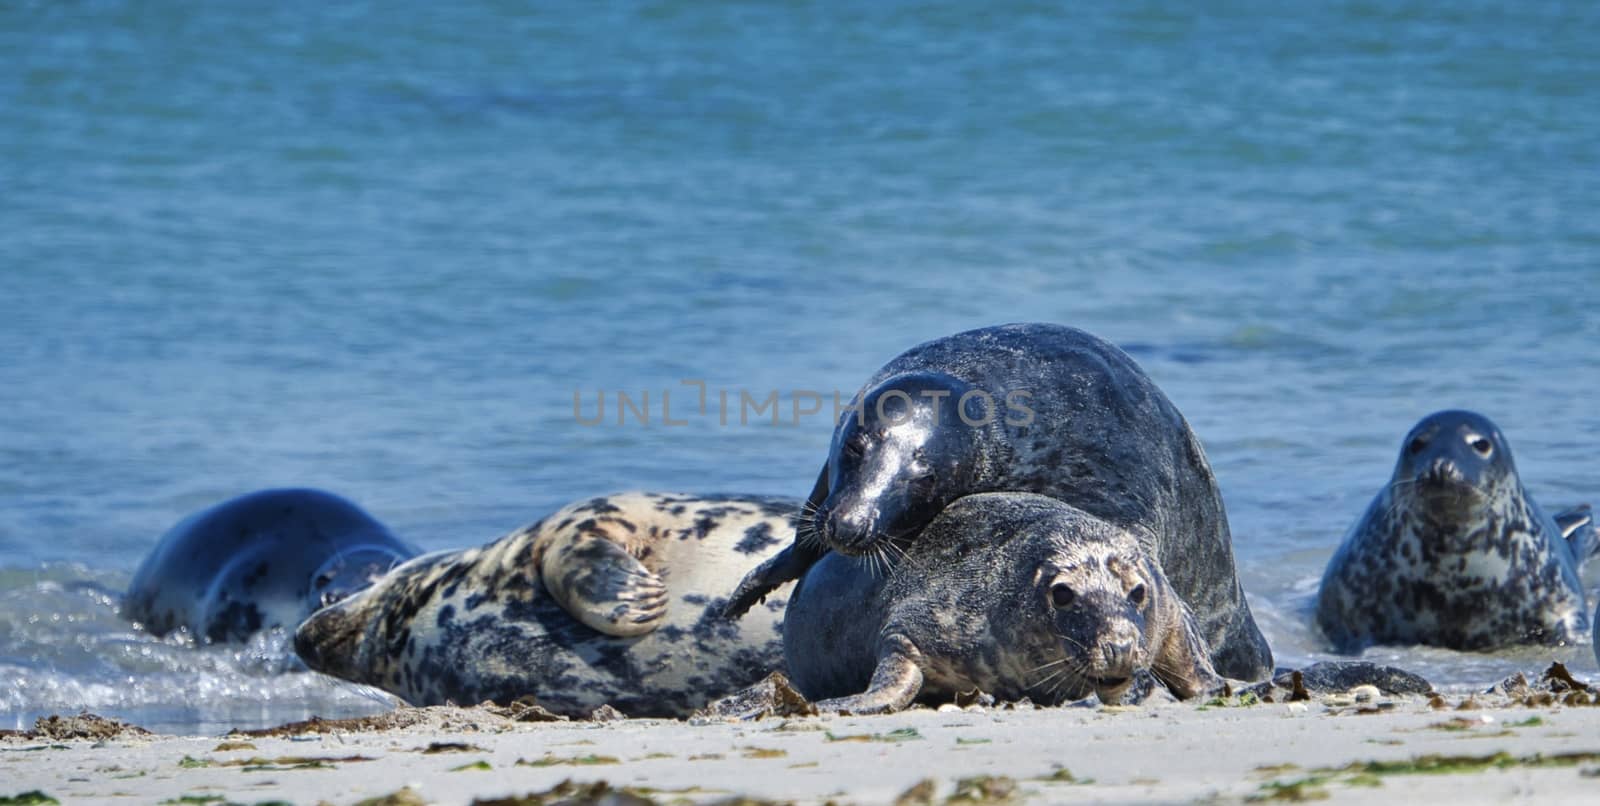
[2,1,1597,733]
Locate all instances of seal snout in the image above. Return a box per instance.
[1420,456,1466,485]
[816,504,884,557]
[1088,625,1140,700]
[1095,637,1136,674]
[292,601,363,679]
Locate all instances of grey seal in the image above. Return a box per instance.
[294,492,799,718]
[124,488,418,644]
[727,322,1272,681]
[1317,410,1596,652]
[782,492,1224,713]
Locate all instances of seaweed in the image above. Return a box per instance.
[0,794,59,806]
[420,741,484,754]
[1032,767,1091,785]
[824,727,923,743]
[29,713,149,741]
[470,779,660,806]
[693,672,817,721]
[351,789,427,806]
[893,779,937,806]
[515,753,621,767]
[946,775,1018,803]
[1250,778,1331,801]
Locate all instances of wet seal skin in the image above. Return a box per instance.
[123,488,418,645]
[782,492,1224,713]
[1318,410,1596,652]
[727,322,1272,681]
[294,492,800,718]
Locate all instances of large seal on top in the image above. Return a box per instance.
[294,492,800,718]
[727,322,1272,681]
[124,488,418,645]
[784,493,1224,713]
[1317,410,1596,652]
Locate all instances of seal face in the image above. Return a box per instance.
[783,492,1223,714]
[294,492,800,718]
[728,322,1272,681]
[1317,410,1596,652]
[123,488,418,645]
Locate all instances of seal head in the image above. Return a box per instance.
[124,488,417,645]
[815,372,992,557]
[1394,409,1509,520]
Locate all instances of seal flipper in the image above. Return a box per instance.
[723,541,825,619]
[1553,504,1596,563]
[723,466,830,619]
[542,534,668,637]
[1150,597,1224,700]
[812,634,925,715]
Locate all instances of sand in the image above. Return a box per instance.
[5,682,1600,806]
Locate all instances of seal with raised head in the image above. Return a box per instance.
[1317,410,1597,652]
[726,322,1272,681]
[123,488,418,645]
[294,491,800,718]
[783,492,1223,713]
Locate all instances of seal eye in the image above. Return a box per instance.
[1469,437,1492,457]
[843,433,870,459]
[1128,583,1147,606]
[1049,582,1076,609]
[1407,436,1428,455]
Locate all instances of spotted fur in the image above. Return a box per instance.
[783,492,1221,714]
[294,492,799,718]
[1317,411,1593,652]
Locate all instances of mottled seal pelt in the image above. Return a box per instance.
[727,322,1272,681]
[124,488,418,644]
[1317,410,1597,652]
[783,493,1224,713]
[294,491,800,718]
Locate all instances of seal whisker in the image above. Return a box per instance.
[1028,657,1069,674]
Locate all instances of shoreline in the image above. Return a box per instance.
[7,684,1600,805]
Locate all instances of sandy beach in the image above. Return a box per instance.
[6,676,1600,806]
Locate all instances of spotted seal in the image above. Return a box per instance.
[294,491,799,718]
[123,488,418,645]
[1317,410,1597,652]
[727,322,1272,681]
[783,492,1223,713]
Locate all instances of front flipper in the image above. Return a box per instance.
[1554,504,1596,562]
[723,466,831,619]
[722,541,826,619]
[1151,592,1224,700]
[542,534,667,637]
[812,634,926,715]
